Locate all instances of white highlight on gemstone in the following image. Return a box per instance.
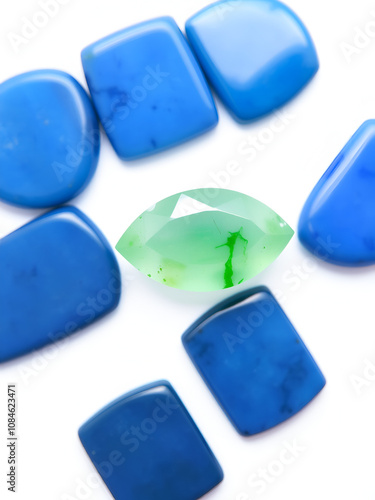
[170,194,217,219]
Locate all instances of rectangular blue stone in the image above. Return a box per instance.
[81,17,218,160]
[182,287,326,435]
[79,381,223,500]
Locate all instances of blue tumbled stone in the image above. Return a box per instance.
[0,207,121,363]
[81,17,218,160]
[186,0,319,122]
[0,70,100,208]
[299,120,375,266]
[182,287,325,435]
[79,381,223,500]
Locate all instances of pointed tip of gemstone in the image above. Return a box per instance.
[298,120,375,266]
[116,189,294,291]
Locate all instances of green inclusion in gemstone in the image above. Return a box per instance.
[116,189,294,291]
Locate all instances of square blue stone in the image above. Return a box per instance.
[79,381,223,500]
[186,0,319,122]
[81,17,218,160]
[182,287,326,435]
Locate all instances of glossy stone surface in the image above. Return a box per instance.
[186,0,319,122]
[0,70,100,208]
[0,207,120,363]
[82,17,218,160]
[79,381,223,500]
[299,120,375,266]
[116,189,293,291]
[183,287,325,435]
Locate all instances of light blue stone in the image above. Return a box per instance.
[182,287,325,435]
[185,0,319,121]
[0,207,121,363]
[299,120,375,266]
[79,381,223,500]
[81,17,218,160]
[0,70,100,208]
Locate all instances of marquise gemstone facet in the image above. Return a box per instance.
[182,287,326,435]
[116,189,294,291]
[299,120,375,266]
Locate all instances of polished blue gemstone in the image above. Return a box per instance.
[81,17,218,160]
[79,381,223,500]
[0,207,121,363]
[186,0,319,122]
[0,70,100,208]
[182,287,325,435]
[299,120,375,266]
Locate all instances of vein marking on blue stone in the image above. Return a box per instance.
[216,228,248,289]
[280,358,307,414]
[197,341,214,362]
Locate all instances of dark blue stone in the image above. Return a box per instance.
[0,70,100,208]
[182,287,325,435]
[79,381,223,500]
[0,207,121,363]
[186,0,319,122]
[299,120,375,266]
[81,17,218,160]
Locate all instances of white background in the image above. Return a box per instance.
[1,0,375,499]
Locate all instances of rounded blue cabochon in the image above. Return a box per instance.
[0,69,100,208]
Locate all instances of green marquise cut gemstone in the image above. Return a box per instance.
[116,189,294,291]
